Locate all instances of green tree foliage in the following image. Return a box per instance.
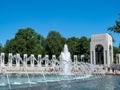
[66,37,79,58]
[4,28,45,56]
[45,30,66,58]
[3,28,91,62]
[108,20,120,33]
[76,36,90,61]
[77,36,90,55]
[0,43,3,52]
[108,15,120,62]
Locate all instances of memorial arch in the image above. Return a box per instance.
[90,33,113,67]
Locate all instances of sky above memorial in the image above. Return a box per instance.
[0,0,120,47]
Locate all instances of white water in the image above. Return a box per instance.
[60,44,72,75]
[12,82,23,85]
[0,83,6,86]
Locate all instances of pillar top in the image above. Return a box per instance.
[1,53,5,55]
[45,55,49,57]
[31,54,34,57]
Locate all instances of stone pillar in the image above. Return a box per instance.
[0,53,5,67]
[24,54,27,67]
[88,55,90,63]
[52,55,56,60]
[8,53,12,67]
[90,51,95,64]
[116,54,120,64]
[38,54,42,67]
[74,55,78,71]
[74,55,77,64]
[30,54,34,67]
[45,55,49,67]
[81,55,84,62]
[16,53,20,67]
[107,49,110,67]
[52,55,56,67]
[104,50,107,66]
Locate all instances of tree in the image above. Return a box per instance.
[108,15,120,42]
[108,20,120,33]
[66,37,79,59]
[4,28,45,57]
[76,36,90,62]
[0,43,3,52]
[45,30,66,58]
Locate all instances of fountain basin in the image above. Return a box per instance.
[0,73,103,90]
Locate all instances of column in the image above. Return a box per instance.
[116,54,120,64]
[93,51,96,64]
[1,53,5,67]
[118,54,120,64]
[52,55,56,67]
[104,50,107,71]
[81,55,84,62]
[30,54,34,67]
[104,50,107,65]
[107,49,111,67]
[74,55,77,64]
[38,54,42,67]
[88,55,90,63]
[90,51,92,64]
[8,53,12,67]
[45,55,49,67]
[16,53,20,67]
[90,51,95,64]
[111,46,114,64]
[24,54,27,67]
[74,55,78,71]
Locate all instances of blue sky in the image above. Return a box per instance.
[0,0,120,47]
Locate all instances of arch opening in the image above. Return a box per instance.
[95,44,104,64]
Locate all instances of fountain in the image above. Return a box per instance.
[0,44,105,89]
[60,44,72,75]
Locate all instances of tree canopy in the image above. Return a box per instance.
[45,30,66,58]
[66,37,79,56]
[1,28,92,62]
[108,15,120,48]
[108,15,120,33]
[4,28,45,56]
